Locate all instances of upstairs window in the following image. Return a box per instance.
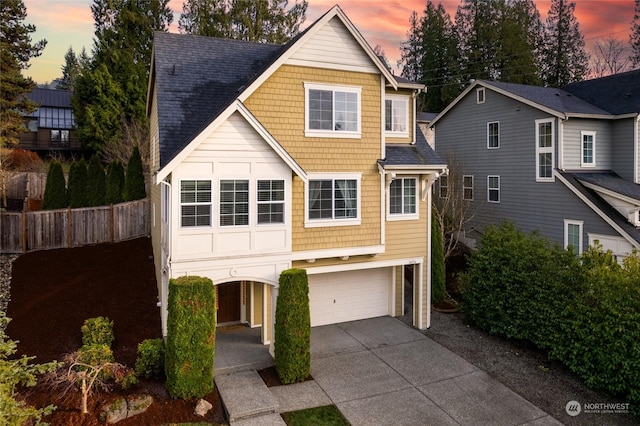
[477,88,485,104]
[487,175,500,203]
[51,130,70,147]
[257,180,285,224]
[385,96,408,136]
[487,122,499,149]
[389,177,417,216]
[536,119,554,181]
[463,175,474,201]
[180,180,212,227]
[220,180,249,226]
[439,175,448,198]
[306,174,360,226]
[305,83,361,138]
[581,131,596,167]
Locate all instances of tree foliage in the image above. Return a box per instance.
[0,0,46,148]
[67,158,88,208]
[57,47,81,91]
[87,154,106,207]
[105,160,125,204]
[630,0,640,67]
[123,145,146,201]
[178,0,307,44]
[42,161,67,210]
[431,209,446,304]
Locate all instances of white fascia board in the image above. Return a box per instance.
[292,245,385,262]
[580,181,640,205]
[381,165,447,174]
[304,256,423,275]
[555,170,640,249]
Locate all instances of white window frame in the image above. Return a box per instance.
[535,118,555,182]
[439,175,448,198]
[179,179,212,228]
[564,219,583,254]
[487,121,499,149]
[304,173,361,228]
[304,82,361,138]
[487,175,500,203]
[463,175,474,201]
[257,179,285,225]
[581,131,596,167]
[477,88,485,104]
[387,177,418,221]
[385,95,409,137]
[219,179,250,227]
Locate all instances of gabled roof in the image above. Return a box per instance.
[574,171,640,202]
[563,69,640,115]
[150,5,405,174]
[378,123,445,171]
[27,88,72,108]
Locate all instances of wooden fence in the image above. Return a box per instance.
[3,172,47,200]
[0,199,149,254]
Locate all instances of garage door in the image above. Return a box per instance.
[308,268,390,327]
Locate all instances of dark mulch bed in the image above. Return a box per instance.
[6,237,227,425]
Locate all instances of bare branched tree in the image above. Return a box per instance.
[100,118,150,189]
[588,35,632,78]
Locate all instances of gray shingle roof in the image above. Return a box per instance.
[27,88,72,108]
[152,32,286,168]
[573,171,640,201]
[562,69,640,115]
[379,124,444,168]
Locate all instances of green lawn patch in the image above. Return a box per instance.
[281,405,350,425]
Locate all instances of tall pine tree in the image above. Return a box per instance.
[631,0,640,68]
[57,47,81,91]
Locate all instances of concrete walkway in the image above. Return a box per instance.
[214,317,563,425]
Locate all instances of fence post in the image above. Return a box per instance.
[22,210,26,253]
[109,204,114,243]
[67,207,72,248]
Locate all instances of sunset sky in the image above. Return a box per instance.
[22,0,636,84]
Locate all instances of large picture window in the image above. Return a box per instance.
[180,180,212,227]
[257,180,285,224]
[305,83,361,137]
[536,119,554,181]
[307,175,360,225]
[220,180,249,226]
[389,177,417,216]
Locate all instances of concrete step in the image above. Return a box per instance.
[216,370,279,423]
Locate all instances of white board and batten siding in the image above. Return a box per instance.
[287,17,378,73]
[171,112,292,261]
[308,268,391,327]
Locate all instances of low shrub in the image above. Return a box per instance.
[165,276,216,399]
[135,338,165,379]
[81,316,114,347]
[274,268,311,385]
[431,210,446,304]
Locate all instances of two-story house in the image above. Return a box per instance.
[146,5,446,345]
[431,71,640,259]
[18,88,83,154]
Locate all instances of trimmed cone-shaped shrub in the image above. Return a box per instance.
[123,146,146,201]
[105,160,125,204]
[86,154,106,207]
[274,269,311,384]
[67,158,87,208]
[165,276,216,399]
[431,210,446,304]
[42,161,67,210]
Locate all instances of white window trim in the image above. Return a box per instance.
[487,175,500,203]
[581,130,596,167]
[477,88,485,104]
[384,94,409,138]
[564,219,584,254]
[535,118,555,182]
[487,121,500,149]
[304,82,362,138]
[463,175,474,201]
[179,179,213,228]
[219,179,250,228]
[439,175,448,199]
[387,177,419,221]
[304,173,362,228]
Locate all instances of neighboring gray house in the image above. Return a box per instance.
[431,70,640,259]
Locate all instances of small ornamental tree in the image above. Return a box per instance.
[42,161,67,210]
[431,209,446,304]
[123,145,146,201]
[86,154,105,206]
[105,160,125,204]
[67,158,87,208]
[274,268,311,384]
[165,276,216,399]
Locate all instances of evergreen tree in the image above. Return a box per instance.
[540,0,589,87]
[179,0,307,44]
[86,154,106,206]
[105,160,125,204]
[399,11,423,83]
[67,158,88,208]
[42,161,67,210]
[631,0,640,68]
[0,0,47,148]
[431,209,446,304]
[123,146,146,201]
[57,47,81,91]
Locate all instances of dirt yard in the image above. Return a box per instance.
[6,237,227,425]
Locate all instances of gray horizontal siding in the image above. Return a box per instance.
[612,118,636,181]
[562,119,612,170]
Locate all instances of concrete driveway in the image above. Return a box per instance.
[215,316,562,425]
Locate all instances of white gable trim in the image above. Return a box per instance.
[555,171,640,249]
[155,100,307,184]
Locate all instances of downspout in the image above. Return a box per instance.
[159,179,171,338]
[558,116,566,171]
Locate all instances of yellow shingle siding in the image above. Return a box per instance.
[380,194,428,260]
[245,65,383,252]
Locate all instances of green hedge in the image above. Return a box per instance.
[67,158,87,208]
[42,161,67,210]
[165,276,216,399]
[275,269,311,384]
[462,222,640,414]
[86,154,106,207]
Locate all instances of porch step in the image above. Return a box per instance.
[215,370,279,423]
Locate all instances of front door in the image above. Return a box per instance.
[217,282,241,323]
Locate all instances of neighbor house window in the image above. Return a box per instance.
[487,175,500,203]
[257,180,284,224]
[463,175,474,201]
[581,131,596,167]
[306,175,360,226]
[477,88,485,104]
[536,119,554,181]
[220,180,249,226]
[564,220,583,253]
[389,177,417,216]
[385,96,409,135]
[51,129,70,146]
[180,180,211,227]
[487,122,499,149]
[439,175,448,198]
[305,83,361,137]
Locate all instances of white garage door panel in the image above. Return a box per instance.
[308,268,389,327]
